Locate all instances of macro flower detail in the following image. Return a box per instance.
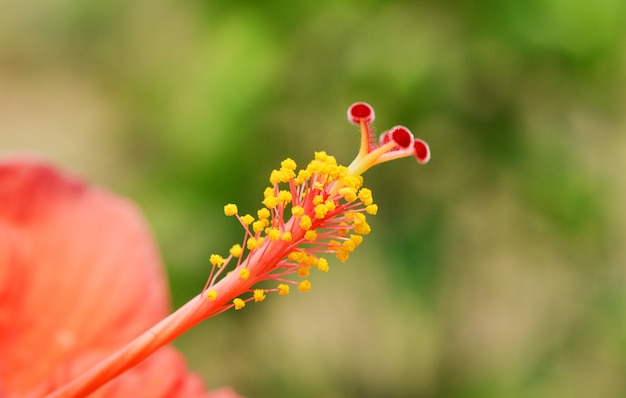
[202,102,431,312]
[36,102,430,396]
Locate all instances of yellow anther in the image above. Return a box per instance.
[305,230,317,241]
[288,251,306,263]
[270,164,295,184]
[298,280,312,292]
[257,208,270,220]
[278,190,292,204]
[354,220,371,235]
[335,165,349,179]
[278,283,290,295]
[314,151,328,162]
[241,214,254,225]
[224,203,238,216]
[298,266,310,278]
[336,250,350,262]
[291,206,305,217]
[247,237,259,250]
[313,195,324,205]
[267,227,281,241]
[317,258,329,272]
[300,215,312,230]
[339,187,357,202]
[239,268,250,280]
[209,254,225,268]
[344,239,358,251]
[366,204,378,215]
[314,204,328,219]
[206,290,218,301]
[296,169,312,183]
[326,165,340,178]
[324,199,336,211]
[252,220,265,234]
[269,169,281,185]
[305,255,318,266]
[281,168,296,181]
[281,158,297,171]
[233,298,245,310]
[262,195,278,209]
[282,167,295,182]
[257,236,265,246]
[358,188,374,206]
[253,289,266,302]
[318,159,330,171]
[341,174,363,189]
[263,187,275,198]
[313,181,325,190]
[350,234,364,246]
[229,244,242,258]
[281,231,293,242]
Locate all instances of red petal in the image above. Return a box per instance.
[0,158,234,397]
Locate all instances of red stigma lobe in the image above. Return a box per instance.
[347,102,375,125]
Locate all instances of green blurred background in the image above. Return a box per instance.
[2,0,625,397]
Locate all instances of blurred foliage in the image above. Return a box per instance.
[1,0,625,397]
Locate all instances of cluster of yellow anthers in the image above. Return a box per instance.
[203,102,430,313]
